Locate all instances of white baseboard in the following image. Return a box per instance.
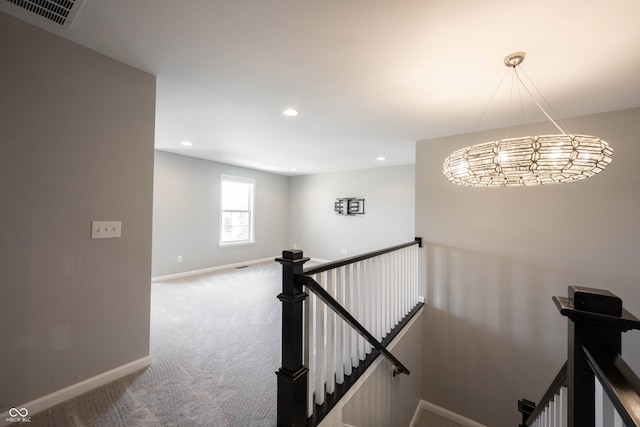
[411,400,486,427]
[408,401,423,427]
[151,257,276,282]
[0,356,151,425]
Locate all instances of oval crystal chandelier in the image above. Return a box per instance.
[443,52,613,187]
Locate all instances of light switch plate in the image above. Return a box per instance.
[92,221,121,239]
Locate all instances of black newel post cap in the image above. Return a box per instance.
[282,249,304,260]
[275,249,310,267]
[570,286,622,317]
[553,285,640,332]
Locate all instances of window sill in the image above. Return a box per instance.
[219,240,256,248]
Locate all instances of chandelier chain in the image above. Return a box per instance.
[473,68,510,132]
[514,67,566,135]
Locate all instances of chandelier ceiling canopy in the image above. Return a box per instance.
[442,52,613,187]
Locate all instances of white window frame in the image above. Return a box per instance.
[219,174,255,246]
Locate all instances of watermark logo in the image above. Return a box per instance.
[6,407,31,423]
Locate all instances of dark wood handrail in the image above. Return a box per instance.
[303,237,422,276]
[524,362,568,426]
[553,295,640,332]
[583,346,640,426]
[296,274,410,376]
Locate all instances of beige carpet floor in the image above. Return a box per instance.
[28,262,283,426]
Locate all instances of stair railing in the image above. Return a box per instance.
[519,286,640,427]
[276,238,423,427]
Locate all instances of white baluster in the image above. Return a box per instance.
[414,245,418,304]
[360,261,365,357]
[596,378,616,427]
[379,254,385,339]
[407,246,412,311]
[398,248,409,320]
[351,261,358,362]
[390,252,396,330]
[415,244,419,305]
[334,267,344,385]
[360,260,374,359]
[400,248,409,319]
[384,254,388,334]
[344,264,351,373]
[387,253,392,334]
[368,257,375,342]
[398,250,403,323]
[325,270,336,395]
[383,254,388,331]
[348,265,355,373]
[373,257,384,341]
[408,246,412,303]
[408,247,412,310]
[305,291,315,417]
[388,254,392,330]
[349,262,360,368]
[315,273,326,406]
[342,266,354,375]
[560,386,568,427]
[393,251,398,326]
[553,392,561,427]
[613,412,624,427]
[595,378,604,427]
[537,407,543,427]
[351,263,362,366]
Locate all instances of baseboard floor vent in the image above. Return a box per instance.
[1,0,85,29]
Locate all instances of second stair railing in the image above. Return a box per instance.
[518,286,640,426]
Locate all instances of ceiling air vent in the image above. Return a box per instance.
[1,0,85,29]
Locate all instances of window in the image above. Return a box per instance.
[220,175,255,245]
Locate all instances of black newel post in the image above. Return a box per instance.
[564,286,623,427]
[275,249,309,427]
[517,399,535,427]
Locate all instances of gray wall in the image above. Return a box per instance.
[341,310,423,427]
[152,151,290,277]
[416,108,640,426]
[289,165,415,261]
[153,158,415,276]
[0,13,156,412]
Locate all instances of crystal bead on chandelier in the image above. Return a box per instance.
[442,52,613,187]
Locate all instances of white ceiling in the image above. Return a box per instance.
[5,0,640,175]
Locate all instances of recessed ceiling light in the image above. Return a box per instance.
[181,141,193,146]
[376,156,386,161]
[283,108,299,117]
